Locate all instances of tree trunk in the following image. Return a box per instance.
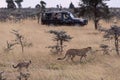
[94,18,99,30]
[60,40,63,54]
[37,13,40,24]
[16,2,22,9]
[114,35,119,55]
[56,40,59,54]
[19,38,24,53]
[93,5,99,30]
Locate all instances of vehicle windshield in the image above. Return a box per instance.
[69,13,75,18]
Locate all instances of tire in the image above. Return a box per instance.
[74,24,81,27]
[48,23,55,26]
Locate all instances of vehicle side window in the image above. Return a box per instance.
[52,13,61,20]
[63,13,69,20]
[45,13,52,20]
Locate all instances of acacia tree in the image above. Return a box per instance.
[35,4,41,23]
[104,25,120,55]
[79,0,110,30]
[6,0,16,9]
[48,30,72,54]
[35,4,41,9]
[69,2,75,9]
[40,0,46,18]
[69,2,75,13]
[15,0,23,8]
[40,0,46,13]
[36,0,46,23]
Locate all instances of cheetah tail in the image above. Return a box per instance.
[57,54,67,60]
[12,65,17,68]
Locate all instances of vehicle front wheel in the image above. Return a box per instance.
[48,23,55,26]
[74,24,81,27]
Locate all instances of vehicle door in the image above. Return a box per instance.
[51,12,62,25]
[62,13,72,25]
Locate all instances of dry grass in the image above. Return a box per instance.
[0,19,120,80]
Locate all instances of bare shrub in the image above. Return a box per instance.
[0,71,6,80]
[46,63,64,70]
[4,29,33,53]
[4,40,19,53]
[17,72,30,80]
[104,25,120,55]
[100,44,110,55]
[97,24,108,33]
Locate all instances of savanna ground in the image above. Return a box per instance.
[0,19,120,80]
